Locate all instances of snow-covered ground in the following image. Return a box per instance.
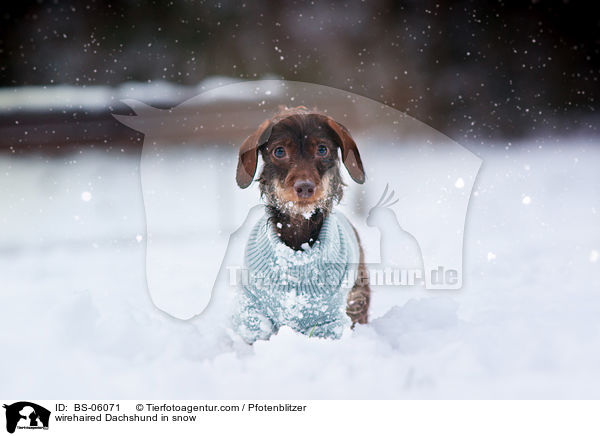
[1,138,599,399]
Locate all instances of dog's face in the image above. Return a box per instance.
[236,109,365,218]
[259,114,344,216]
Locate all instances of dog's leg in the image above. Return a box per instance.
[346,227,370,326]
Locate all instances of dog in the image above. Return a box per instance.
[233,106,370,343]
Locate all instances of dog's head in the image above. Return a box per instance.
[236,106,365,217]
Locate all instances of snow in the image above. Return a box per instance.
[301,211,313,220]
[1,138,600,399]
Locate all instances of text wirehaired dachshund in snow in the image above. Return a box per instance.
[233,106,370,343]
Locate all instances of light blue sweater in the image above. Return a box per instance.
[233,211,360,343]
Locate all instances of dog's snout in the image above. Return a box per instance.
[294,180,316,199]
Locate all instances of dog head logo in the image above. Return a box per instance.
[113,80,481,320]
[3,402,50,434]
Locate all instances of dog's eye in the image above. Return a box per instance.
[317,144,328,156]
[273,146,286,158]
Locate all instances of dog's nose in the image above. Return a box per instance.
[294,180,316,199]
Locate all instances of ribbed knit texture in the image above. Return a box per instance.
[233,211,359,343]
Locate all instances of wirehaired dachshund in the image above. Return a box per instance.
[235,106,370,338]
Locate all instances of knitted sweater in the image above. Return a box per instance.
[233,211,360,343]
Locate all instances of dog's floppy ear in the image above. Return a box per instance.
[325,118,365,184]
[236,118,273,188]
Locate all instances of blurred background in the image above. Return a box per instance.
[1,0,598,152]
[1,1,600,399]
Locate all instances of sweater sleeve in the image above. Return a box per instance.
[232,287,276,344]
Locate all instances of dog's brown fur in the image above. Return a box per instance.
[236,106,370,326]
